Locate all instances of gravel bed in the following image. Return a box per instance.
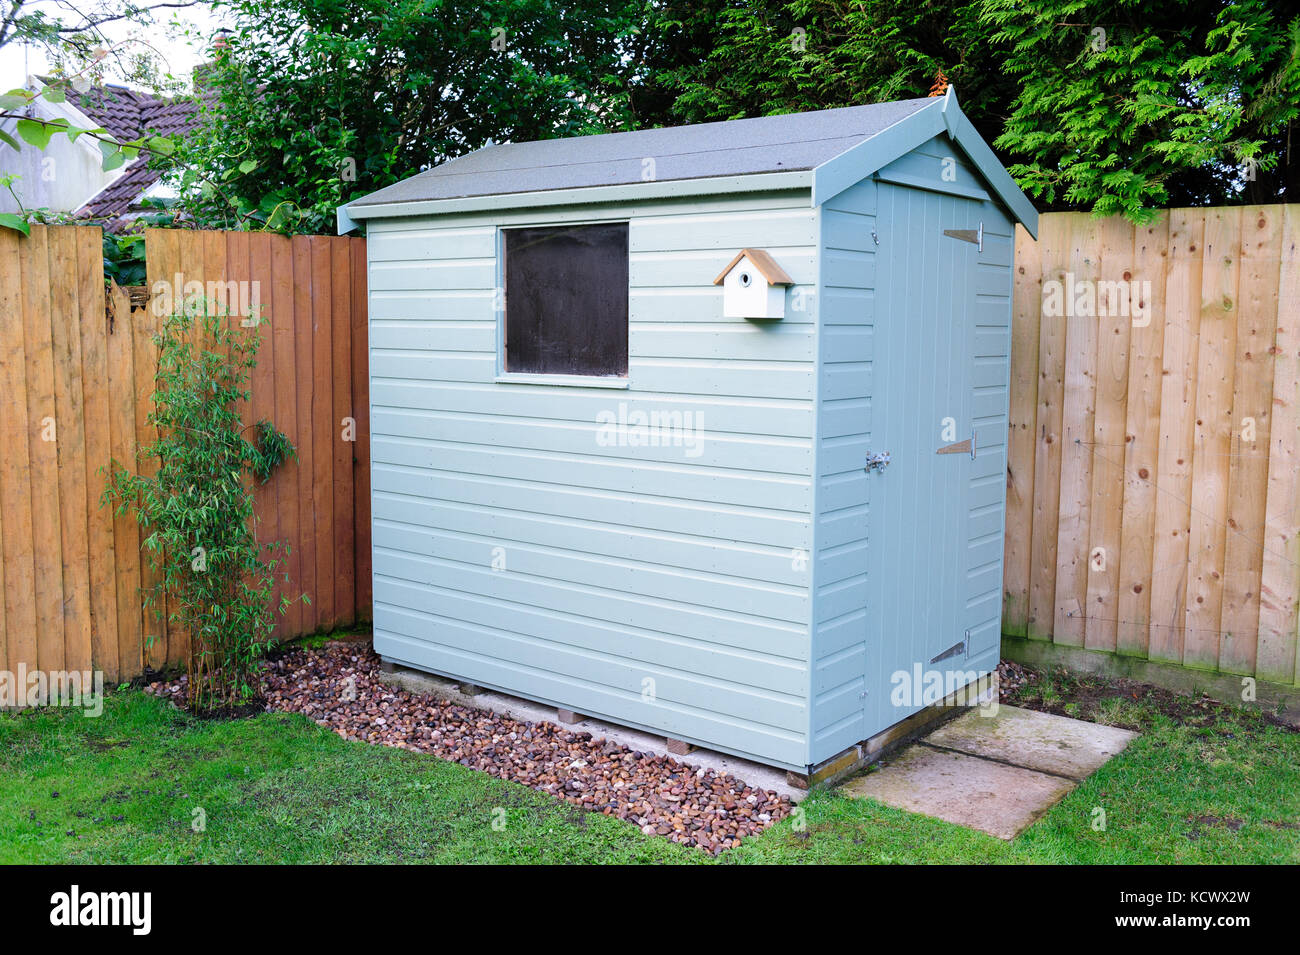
[146,641,793,854]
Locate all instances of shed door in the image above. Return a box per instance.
[864,182,989,731]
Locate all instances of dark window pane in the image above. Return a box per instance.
[504,223,629,377]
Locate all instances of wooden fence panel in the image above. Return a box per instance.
[0,224,369,684]
[1114,215,1169,657]
[1006,206,1300,686]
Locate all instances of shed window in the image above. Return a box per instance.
[503,223,629,377]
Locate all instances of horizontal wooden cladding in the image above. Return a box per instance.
[370,379,813,438]
[370,407,812,476]
[364,200,823,763]
[371,556,806,675]
[0,225,370,683]
[369,319,818,362]
[373,551,805,665]
[1004,207,1300,687]
[371,491,806,587]
[371,553,806,680]
[371,465,811,551]
[376,626,809,769]
[375,508,807,621]
[372,436,810,512]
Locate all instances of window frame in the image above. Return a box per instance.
[494,219,632,388]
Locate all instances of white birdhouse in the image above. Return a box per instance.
[713,248,793,319]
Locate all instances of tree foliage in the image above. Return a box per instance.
[168,0,649,233]
[984,0,1300,217]
[665,0,1299,217]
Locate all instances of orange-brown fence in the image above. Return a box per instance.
[0,225,370,683]
[1004,206,1299,688]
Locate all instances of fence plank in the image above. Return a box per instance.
[1028,215,1068,640]
[1256,206,1300,684]
[1052,215,1102,645]
[1184,207,1242,669]
[1219,206,1282,673]
[141,229,175,669]
[269,235,302,635]
[1147,210,1206,663]
[292,235,318,633]
[351,237,372,618]
[48,227,94,672]
[1083,217,1135,651]
[331,240,355,627]
[1003,224,1040,636]
[310,236,336,631]
[20,227,67,673]
[76,229,119,681]
[0,228,37,672]
[1115,214,1170,656]
[244,232,281,632]
[105,284,143,679]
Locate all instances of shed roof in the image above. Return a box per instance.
[342,89,1036,236]
[351,98,933,207]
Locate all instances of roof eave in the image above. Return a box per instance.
[338,169,814,230]
[810,89,1038,238]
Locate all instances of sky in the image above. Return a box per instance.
[1,1,219,93]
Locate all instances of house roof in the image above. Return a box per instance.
[342,89,1037,237]
[64,83,206,229]
[73,83,202,141]
[713,249,794,286]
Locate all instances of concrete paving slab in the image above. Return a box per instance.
[926,704,1137,780]
[841,744,1077,840]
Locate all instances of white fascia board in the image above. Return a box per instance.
[337,204,360,235]
[342,170,814,222]
[811,88,1039,238]
[810,100,946,207]
[941,90,1039,238]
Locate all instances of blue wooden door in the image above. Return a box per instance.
[865,182,989,732]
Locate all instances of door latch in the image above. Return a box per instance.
[865,451,891,473]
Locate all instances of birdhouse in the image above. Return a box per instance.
[713,248,793,319]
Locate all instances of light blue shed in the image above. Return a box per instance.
[340,89,1038,777]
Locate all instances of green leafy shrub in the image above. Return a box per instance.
[103,301,299,713]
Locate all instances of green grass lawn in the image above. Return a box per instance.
[1,667,1296,864]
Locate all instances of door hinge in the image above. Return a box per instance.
[936,429,977,459]
[943,221,983,252]
[929,632,970,665]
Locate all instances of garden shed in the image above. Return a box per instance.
[340,89,1038,776]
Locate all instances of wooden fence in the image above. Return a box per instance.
[0,225,370,683]
[4,211,1296,691]
[1004,205,1299,687]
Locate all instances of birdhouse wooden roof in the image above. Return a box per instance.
[712,249,794,287]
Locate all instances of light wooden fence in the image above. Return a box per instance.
[0,225,370,682]
[1004,206,1299,687]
